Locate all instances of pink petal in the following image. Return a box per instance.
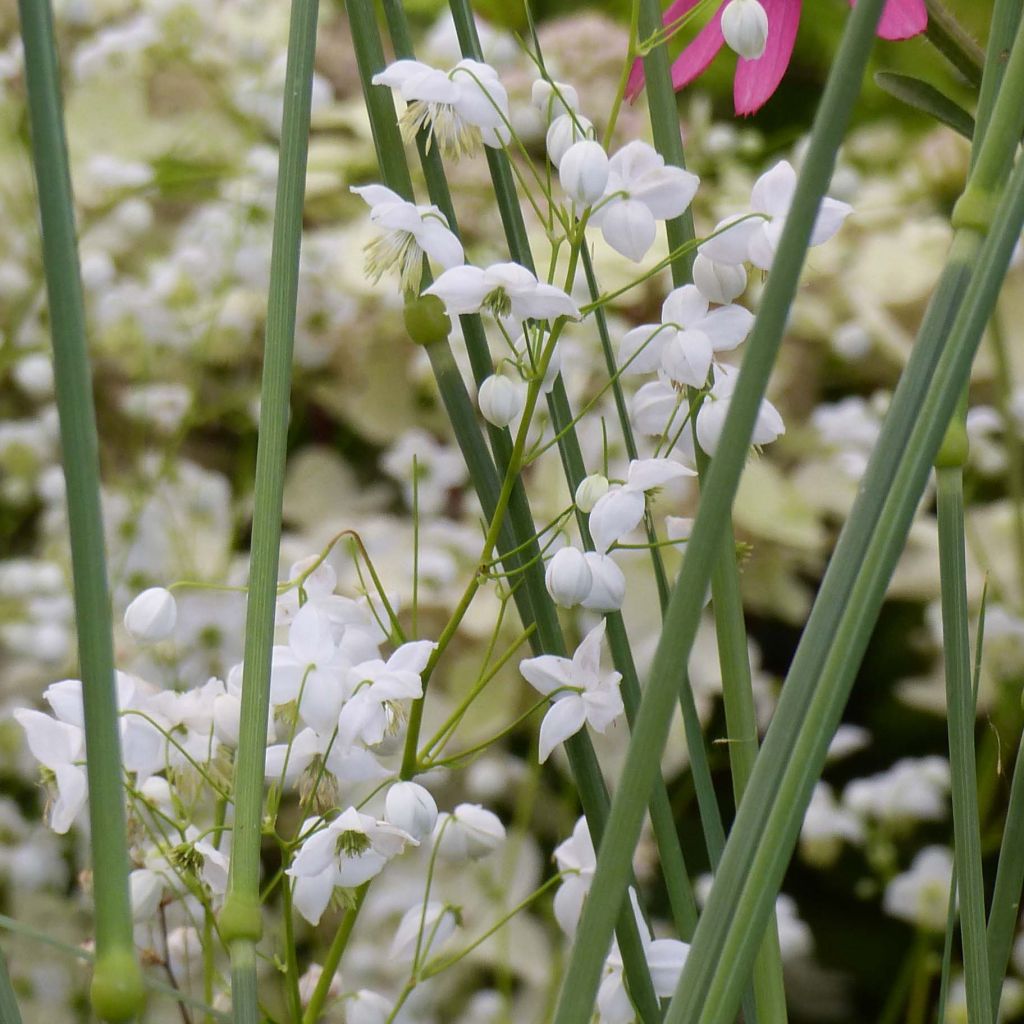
[733,0,802,116]
[851,0,927,40]
[671,6,728,93]
[625,0,712,100]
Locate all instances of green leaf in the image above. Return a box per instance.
[875,71,975,139]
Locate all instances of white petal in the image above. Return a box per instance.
[698,216,761,265]
[291,869,336,926]
[748,220,784,272]
[371,59,431,90]
[424,265,490,315]
[51,764,88,834]
[600,200,657,262]
[696,396,729,457]
[692,253,748,304]
[753,397,786,446]
[388,640,436,676]
[416,218,465,270]
[520,653,574,696]
[692,304,755,352]
[751,160,797,217]
[647,938,690,997]
[538,697,588,762]
[618,323,669,375]
[626,457,695,491]
[632,380,680,436]
[809,197,853,246]
[580,553,626,613]
[571,620,608,682]
[661,330,714,388]
[14,708,82,769]
[554,876,589,936]
[351,184,404,209]
[513,282,580,321]
[633,165,700,220]
[597,969,634,1024]
[336,849,388,888]
[589,487,645,554]
[583,684,624,733]
[661,284,708,328]
[289,603,334,666]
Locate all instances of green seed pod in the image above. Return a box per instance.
[91,950,146,1023]
[404,295,451,347]
[935,417,969,469]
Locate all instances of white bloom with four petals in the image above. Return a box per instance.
[425,262,579,322]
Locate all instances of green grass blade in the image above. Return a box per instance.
[924,0,985,84]
[17,2,143,1018]
[936,456,992,1024]
[874,71,975,139]
[550,2,891,1021]
[219,2,320,1018]
[0,949,22,1024]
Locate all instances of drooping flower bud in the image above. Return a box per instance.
[545,546,593,609]
[559,140,610,208]
[434,803,505,860]
[385,781,438,842]
[580,552,626,613]
[721,0,769,60]
[574,473,609,514]
[531,79,579,120]
[124,587,177,642]
[546,113,594,168]
[477,374,525,428]
[692,252,748,304]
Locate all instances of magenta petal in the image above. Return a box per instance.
[733,0,802,116]
[626,0,721,101]
[669,6,727,92]
[860,0,928,40]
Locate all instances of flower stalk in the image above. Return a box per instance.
[17,2,143,1019]
[219,0,320,1018]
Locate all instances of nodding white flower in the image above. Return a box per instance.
[13,708,87,834]
[424,262,579,322]
[546,113,594,167]
[619,284,755,391]
[692,252,748,305]
[519,620,624,763]
[588,459,695,555]
[575,473,609,514]
[372,58,510,158]
[841,756,950,828]
[883,846,953,932]
[580,552,627,613]
[553,817,596,935]
[590,141,700,262]
[695,364,785,457]
[545,546,594,609]
[598,889,690,1023]
[385,781,438,842]
[699,160,852,270]
[124,587,177,642]
[287,808,417,925]
[433,803,506,860]
[721,0,770,60]
[560,140,610,209]
[531,78,579,121]
[477,373,526,427]
[346,989,393,1024]
[390,901,459,962]
[352,185,464,292]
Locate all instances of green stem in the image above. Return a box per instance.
[17,3,142,1020]
[281,879,303,1024]
[301,884,369,1024]
[936,448,992,1024]
[219,2,319,1020]
[924,0,985,84]
[0,949,22,1024]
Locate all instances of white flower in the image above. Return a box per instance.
[842,757,950,828]
[590,141,700,261]
[560,140,610,209]
[588,459,695,555]
[373,58,510,157]
[545,546,594,609]
[800,783,863,867]
[531,79,579,121]
[695,364,785,457]
[547,113,594,167]
[347,639,436,701]
[883,846,953,932]
[692,252,747,305]
[721,0,769,59]
[619,284,754,390]
[287,809,417,925]
[13,708,87,834]
[553,817,596,935]
[477,374,526,427]
[575,474,609,514]
[580,552,627,613]
[699,160,852,271]
[346,990,393,1024]
[519,620,624,762]
[390,901,458,962]
[433,803,506,860]
[425,262,579,321]
[124,587,177,642]
[385,782,438,842]
[352,184,464,292]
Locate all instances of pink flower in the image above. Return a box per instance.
[627,0,927,116]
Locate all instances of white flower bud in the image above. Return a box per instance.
[385,781,438,842]
[721,0,769,60]
[124,587,177,642]
[478,374,525,428]
[434,803,505,860]
[545,546,594,608]
[580,551,626,613]
[546,113,593,168]
[531,79,579,119]
[574,473,609,513]
[693,253,748,304]
[559,140,609,208]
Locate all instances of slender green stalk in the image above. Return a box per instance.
[636,0,786,1014]
[936,446,992,1024]
[924,0,985,84]
[550,3,893,1021]
[219,2,319,1019]
[665,116,1024,1024]
[301,884,368,1024]
[0,949,22,1024]
[17,3,142,1020]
